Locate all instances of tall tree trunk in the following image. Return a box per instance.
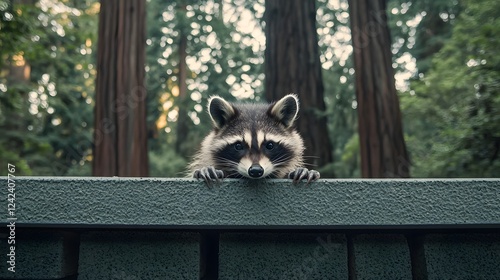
[348,0,410,178]
[93,0,148,176]
[264,0,333,171]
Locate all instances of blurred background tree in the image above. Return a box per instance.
[92,0,148,176]
[1,0,498,178]
[264,0,333,173]
[348,0,409,178]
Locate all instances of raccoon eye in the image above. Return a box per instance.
[265,141,275,150]
[234,142,244,151]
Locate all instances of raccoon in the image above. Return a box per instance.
[188,94,320,184]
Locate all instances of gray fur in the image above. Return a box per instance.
[188,94,319,182]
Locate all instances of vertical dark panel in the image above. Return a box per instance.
[347,234,357,280]
[200,231,219,280]
[406,234,429,280]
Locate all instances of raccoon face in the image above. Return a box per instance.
[206,94,304,179]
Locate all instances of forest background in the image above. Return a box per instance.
[1,0,499,178]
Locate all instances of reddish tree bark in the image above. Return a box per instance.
[264,0,333,171]
[348,0,410,177]
[93,0,148,176]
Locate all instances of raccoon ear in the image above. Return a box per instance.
[208,96,237,129]
[268,94,299,128]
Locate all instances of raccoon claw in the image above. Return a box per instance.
[288,168,320,184]
[193,166,224,185]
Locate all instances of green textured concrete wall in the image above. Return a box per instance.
[219,233,348,279]
[0,177,499,279]
[1,177,499,228]
[78,231,199,279]
[0,231,78,279]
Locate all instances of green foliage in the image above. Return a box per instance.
[146,0,265,170]
[388,0,461,75]
[0,0,98,176]
[0,2,49,175]
[319,132,360,178]
[316,0,359,177]
[2,0,497,178]
[149,144,188,177]
[401,0,500,177]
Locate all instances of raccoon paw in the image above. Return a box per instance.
[193,166,224,184]
[288,168,320,184]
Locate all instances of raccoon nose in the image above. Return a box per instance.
[248,164,264,178]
